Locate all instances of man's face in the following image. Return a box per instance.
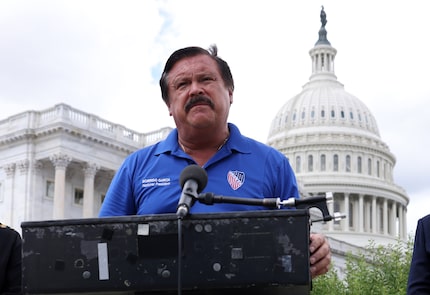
[166,54,233,130]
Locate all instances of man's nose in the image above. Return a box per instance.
[189,81,204,96]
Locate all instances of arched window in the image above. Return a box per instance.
[295,156,301,173]
[368,158,372,175]
[333,154,339,171]
[377,160,380,177]
[346,155,351,172]
[321,109,325,118]
[308,155,313,172]
[357,156,362,173]
[321,154,326,171]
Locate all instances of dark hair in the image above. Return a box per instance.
[159,44,234,104]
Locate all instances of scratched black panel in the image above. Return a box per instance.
[21,210,311,294]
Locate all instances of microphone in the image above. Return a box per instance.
[176,165,208,218]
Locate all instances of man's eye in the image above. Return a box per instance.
[176,81,188,89]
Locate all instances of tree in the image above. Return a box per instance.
[311,238,413,294]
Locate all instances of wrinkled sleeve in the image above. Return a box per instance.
[267,150,299,202]
[99,158,137,217]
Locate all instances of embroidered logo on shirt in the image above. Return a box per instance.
[227,170,245,190]
[142,178,171,187]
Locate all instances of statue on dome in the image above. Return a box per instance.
[320,6,327,28]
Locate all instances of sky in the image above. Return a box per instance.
[0,0,429,235]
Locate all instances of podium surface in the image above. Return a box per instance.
[21,210,311,294]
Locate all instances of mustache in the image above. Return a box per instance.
[184,95,215,113]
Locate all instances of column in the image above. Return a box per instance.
[82,162,100,218]
[50,153,72,219]
[343,193,349,231]
[372,196,377,234]
[398,204,404,239]
[16,159,30,225]
[364,199,370,232]
[403,207,408,238]
[328,195,334,231]
[358,194,364,232]
[383,199,388,235]
[1,163,16,225]
[391,202,397,236]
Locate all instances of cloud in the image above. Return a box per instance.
[0,0,429,231]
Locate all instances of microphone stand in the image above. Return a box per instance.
[196,192,346,223]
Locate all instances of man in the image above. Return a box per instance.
[407,214,430,294]
[0,223,22,294]
[99,45,331,278]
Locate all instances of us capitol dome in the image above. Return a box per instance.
[267,7,409,247]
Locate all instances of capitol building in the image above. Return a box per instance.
[267,9,409,248]
[0,8,408,274]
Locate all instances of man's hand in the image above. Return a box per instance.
[309,233,331,278]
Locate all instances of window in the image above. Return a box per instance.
[346,155,351,172]
[321,109,325,118]
[368,158,372,175]
[377,161,380,177]
[331,109,335,118]
[74,188,84,205]
[295,156,301,173]
[333,154,339,172]
[341,110,345,118]
[46,180,54,199]
[357,156,362,173]
[320,154,326,171]
[308,155,313,172]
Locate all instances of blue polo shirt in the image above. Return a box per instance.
[99,123,298,217]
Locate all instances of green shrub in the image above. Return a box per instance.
[311,238,413,295]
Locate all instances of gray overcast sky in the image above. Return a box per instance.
[0,0,429,234]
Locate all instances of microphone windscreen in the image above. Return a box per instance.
[179,165,208,193]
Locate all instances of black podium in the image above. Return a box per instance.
[21,210,311,294]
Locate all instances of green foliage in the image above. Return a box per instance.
[311,238,413,295]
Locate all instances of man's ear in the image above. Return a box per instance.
[167,103,172,116]
[229,88,233,104]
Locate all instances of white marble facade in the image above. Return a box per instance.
[0,103,171,229]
